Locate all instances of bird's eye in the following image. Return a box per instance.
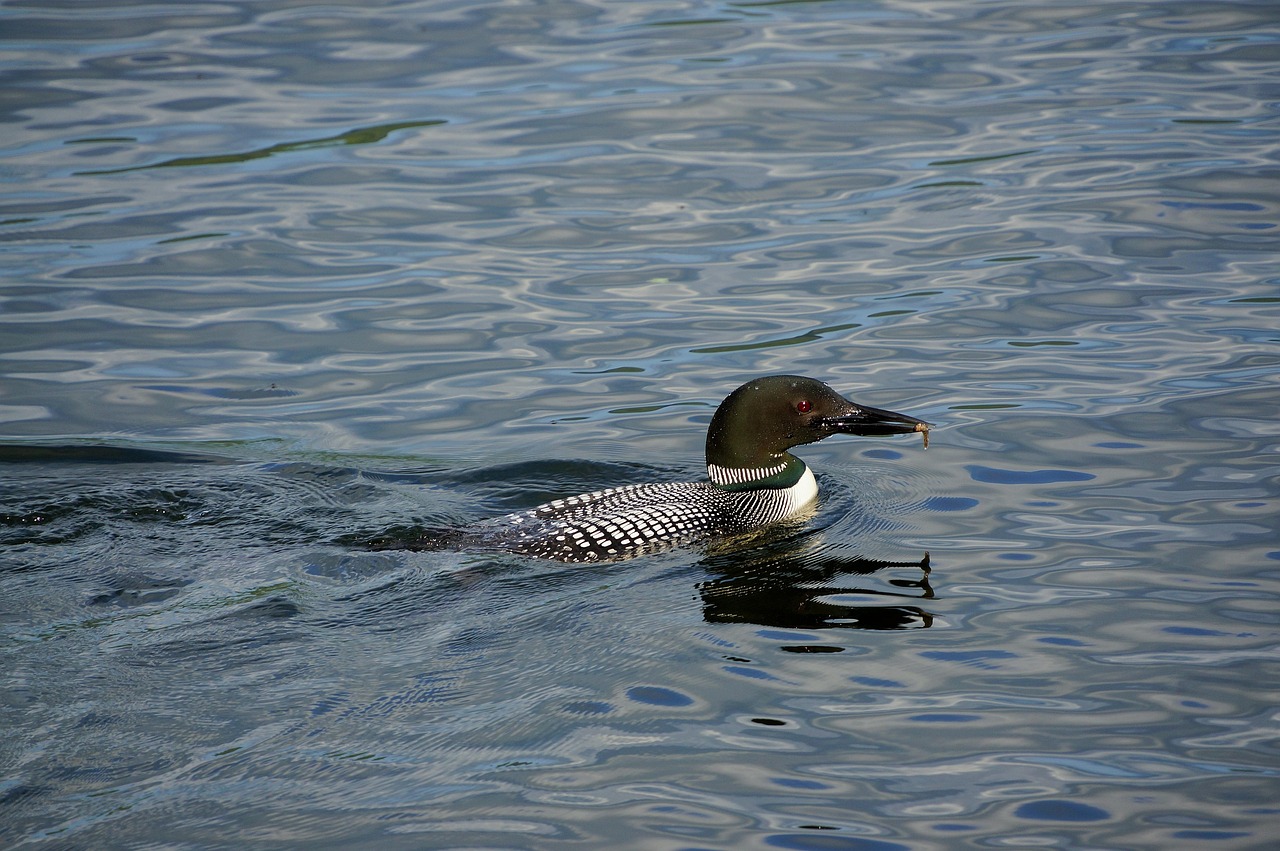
[796,400,812,413]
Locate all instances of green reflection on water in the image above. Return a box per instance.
[77,119,445,176]
[691,322,862,354]
[929,149,1038,167]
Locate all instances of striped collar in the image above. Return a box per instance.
[707,457,807,492]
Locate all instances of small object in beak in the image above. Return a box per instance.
[916,421,930,449]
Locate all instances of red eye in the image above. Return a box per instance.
[796,400,812,413]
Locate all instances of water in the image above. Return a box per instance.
[2,0,1278,847]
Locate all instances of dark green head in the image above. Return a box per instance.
[704,375,929,481]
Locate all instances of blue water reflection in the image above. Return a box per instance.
[3,0,1278,848]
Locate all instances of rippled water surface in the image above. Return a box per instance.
[3,0,1278,847]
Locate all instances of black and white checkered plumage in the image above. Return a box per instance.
[450,376,930,563]
[468,470,817,563]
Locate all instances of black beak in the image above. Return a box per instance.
[820,403,932,438]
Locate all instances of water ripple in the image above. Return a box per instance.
[4,0,1279,847]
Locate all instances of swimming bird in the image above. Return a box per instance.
[459,375,930,562]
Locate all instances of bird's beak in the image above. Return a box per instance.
[821,403,932,445]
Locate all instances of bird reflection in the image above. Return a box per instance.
[355,519,936,631]
[697,537,933,630]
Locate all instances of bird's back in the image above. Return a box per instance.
[467,469,818,562]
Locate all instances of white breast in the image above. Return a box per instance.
[784,466,819,515]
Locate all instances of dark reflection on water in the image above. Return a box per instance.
[699,547,935,630]
[354,473,939,631]
[4,0,1279,847]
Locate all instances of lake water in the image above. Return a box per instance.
[2,0,1278,847]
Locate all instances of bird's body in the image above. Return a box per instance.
[443,375,929,562]
[464,468,819,562]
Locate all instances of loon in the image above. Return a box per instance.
[454,375,930,563]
